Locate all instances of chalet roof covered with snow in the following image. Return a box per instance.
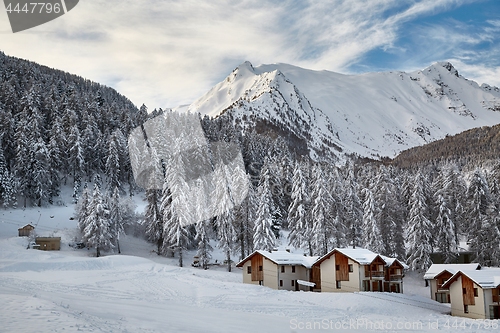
[236,250,319,269]
[380,255,409,270]
[334,248,380,265]
[314,247,408,268]
[442,267,500,289]
[423,263,481,280]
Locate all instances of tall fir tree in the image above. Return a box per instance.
[143,189,163,255]
[253,160,276,252]
[82,184,113,257]
[361,187,384,253]
[310,163,332,256]
[406,172,433,272]
[287,160,310,252]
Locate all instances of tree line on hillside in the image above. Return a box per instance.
[142,111,500,272]
[1,52,498,271]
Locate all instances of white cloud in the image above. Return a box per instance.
[0,0,492,108]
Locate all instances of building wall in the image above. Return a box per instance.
[429,279,438,300]
[277,265,308,291]
[483,289,493,319]
[263,258,278,290]
[449,276,486,319]
[320,255,337,292]
[242,261,259,286]
[340,259,361,292]
[320,256,362,293]
[35,238,60,251]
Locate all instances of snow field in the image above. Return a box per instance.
[1,205,499,332]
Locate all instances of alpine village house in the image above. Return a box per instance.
[236,247,407,293]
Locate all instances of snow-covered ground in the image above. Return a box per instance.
[1,205,499,332]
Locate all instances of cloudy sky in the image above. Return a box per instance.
[1,0,499,109]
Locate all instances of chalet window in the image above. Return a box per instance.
[464,305,469,313]
[281,266,285,273]
[336,281,341,289]
[291,280,295,287]
[280,280,283,287]
[259,265,263,272]
[463,288,467,295]
[247,266,251,274]
[336,265,340,271]
[492,288,499,302]
[474,288,478,297]
[348,264,353,273]
[292,266,296,273]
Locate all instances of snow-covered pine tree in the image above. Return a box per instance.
[432,167,459,263]
[143,189,163,255]
[406,171,433,272]
[343,162,363,248]
[253,159,276,252]
[310,163,333,256]
[195,216,213,270]
[82,184,113,257]
[32,138,52,207]
[361,187,385,253]
[68,126,85,183]
[162,146,191,267]
[0,148,16,208]
[213,163,237,272]
[287,160,310,252]
[326,165,346,249]
[466,169,500,266]
[105,133,121,193]
[77,185,90,233]
[234,174,255,260]
[191,178,213,269]
[372,165,403,257]
[109,187,125,254]
[13,115,30,207]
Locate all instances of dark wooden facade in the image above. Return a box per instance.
[18,224,35,237]
[462,275,475,306]
[335,252,349,281]
[35,237,61,251]
[251,253,264,281]
[311,265,321,289]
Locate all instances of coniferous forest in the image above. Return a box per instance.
[1,52,500,269]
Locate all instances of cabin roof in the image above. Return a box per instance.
[236,250,319,268]
[18,224,35,230]
[314,247,406,268]
[423,263,481,280]
[442,267,500,289]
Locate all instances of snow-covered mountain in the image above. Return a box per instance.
[185,61,500,160]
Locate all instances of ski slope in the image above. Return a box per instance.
[1,207,499,332]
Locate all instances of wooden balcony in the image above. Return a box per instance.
[389,274,403,281]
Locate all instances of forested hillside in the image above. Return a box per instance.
[1,51,499,272]
[0,51,143,207]
[392,123,500,168]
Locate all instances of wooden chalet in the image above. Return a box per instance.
[424,263,481,303]
[313,247,407,293]
[236,250,319,291]
[442,268,500,319]
[35,237,61,251]
[18,224,35,237]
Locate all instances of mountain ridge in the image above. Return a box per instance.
[183,61,500,160]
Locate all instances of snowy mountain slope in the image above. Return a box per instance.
[186,61,500,159]
[186,61,340,159]
[3,235,495,333]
